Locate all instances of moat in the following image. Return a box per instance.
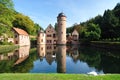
[0,45,120,74]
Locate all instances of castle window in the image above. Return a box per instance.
[53,34,56,38]
[47,40,52,43]
[41,47,43,50]
[49,40,52,43]
[47,35,51,37]
[41,39,43,42]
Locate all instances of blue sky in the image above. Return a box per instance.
[13,0,120,29]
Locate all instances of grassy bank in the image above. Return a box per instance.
[90,41,120,50]
[91,41,120,44]
[0,45,19,54]
[0,74,120,80]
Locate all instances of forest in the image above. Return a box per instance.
[67,3,120,41]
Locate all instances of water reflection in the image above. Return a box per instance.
[0,46,30,62]
[0,46,30,73]
[37,45,46,61]
[0,45,120,73]
[45,45,56,65]
[35,45,120,74]
[36,45,103,73]
[67,45,79,63]
[14,46,30,65]
[56,45,66,73]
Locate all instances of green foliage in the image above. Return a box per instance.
[13,13,36,35]
[0,0,14,10]
[0,41,12,45]
[0,3,15,27]
[101,10,119,38]
[113,3,120,18]
[82,23,101,41]
[80,3,120,40]
[0,0,42,37]
[33,23,43,35]
[67,26,74,33]
[12,13,42,35]
[0,45,18,54]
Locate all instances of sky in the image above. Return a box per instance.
[13,0,120,29]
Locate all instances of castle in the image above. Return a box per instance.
[37,12,79,45]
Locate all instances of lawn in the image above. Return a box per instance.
[0,74,120,80]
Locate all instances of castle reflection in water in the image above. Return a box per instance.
[0,45,119,73]
[37,45,79,73]
[0,46,30,65]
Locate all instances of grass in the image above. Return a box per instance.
[0,74,120,80]
[0,45,19,54]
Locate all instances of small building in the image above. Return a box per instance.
[72,29,79,41]
[37,30,46,44]
[12,27,30,46]
[45,24,57,44]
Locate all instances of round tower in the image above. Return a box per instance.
[37,30,46,44]
[57,12,66,45]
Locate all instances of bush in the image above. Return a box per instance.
[0,41,14,45]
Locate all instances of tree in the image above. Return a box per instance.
[0,3,14,37]
[54,23,58,31]
[113,3,120,18]
[13,13,35,34]
[101,10,119,38]
[34,23,43,35]
[0,3,15,27]
[0,0,14,10]
[84,23,101,41]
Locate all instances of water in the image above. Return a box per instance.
[0,45,120,74]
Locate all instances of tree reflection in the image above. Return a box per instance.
[12,48,37,73]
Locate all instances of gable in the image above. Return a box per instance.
[45,24,56,33]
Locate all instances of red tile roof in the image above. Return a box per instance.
[13,27,29,36]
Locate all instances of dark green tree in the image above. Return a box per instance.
[84,23,101,41]
[12,13,35,34]
[101,10,119,38]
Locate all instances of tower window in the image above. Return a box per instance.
[41,47,43,50]
[41,39,43,42]
[53,34,56,38]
